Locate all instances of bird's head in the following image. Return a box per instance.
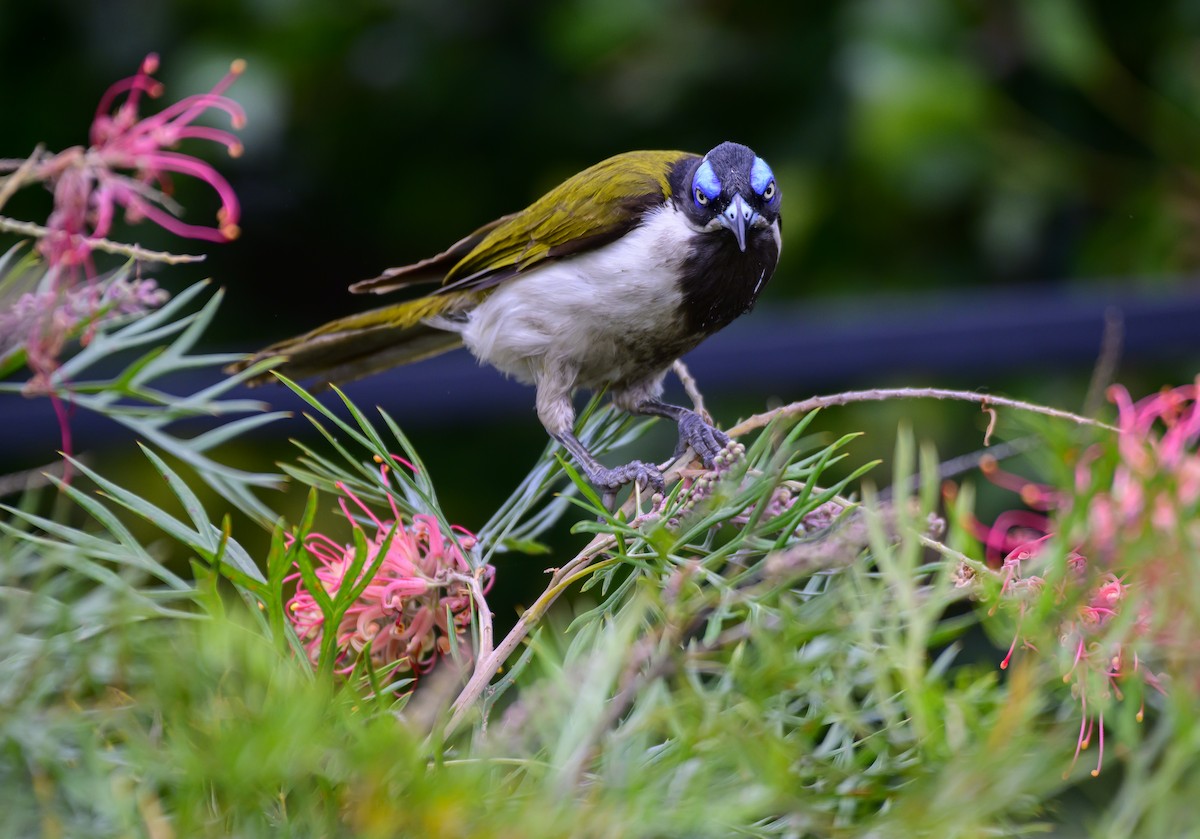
[675,142,780,252]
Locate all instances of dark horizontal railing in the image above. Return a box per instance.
[3,284,1199,460]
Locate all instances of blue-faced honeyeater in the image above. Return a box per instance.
[235,141,782,495]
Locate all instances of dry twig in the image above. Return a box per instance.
[0,216,206,264]
[0,147,44,214]
[443,448,696,738]
[673,359,709,420]
[728,387,1117,438]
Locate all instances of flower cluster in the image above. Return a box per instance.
[0,53,244,389]
[965,534,1160,777]
[33,52,244,270]
[669,440,863,544]
[286,458,495,679]
[0,265,169,384]
[1089,383,1200,549]
[953,383,1200,776]
[671,440,746,518]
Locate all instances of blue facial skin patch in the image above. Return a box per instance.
[694,159,721,202]
[750,157,774,196]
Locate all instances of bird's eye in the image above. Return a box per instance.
[762,180,776,201]
[692,159,720,208]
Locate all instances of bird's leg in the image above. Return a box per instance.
[554,431,665,501]
[632,397,730,467]
[536,370,664,503]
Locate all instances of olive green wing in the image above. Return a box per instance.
[350,149,695,297]
[437,149,697,293]
[349,214,516,295]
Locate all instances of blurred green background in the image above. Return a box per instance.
[3,0,1200,536]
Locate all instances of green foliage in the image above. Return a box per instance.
[0,277,1171,839]
[0,384,1104,835]
[2,289,1199,835]
[0,273,287,524]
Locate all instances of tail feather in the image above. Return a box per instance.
[230,292,471,387]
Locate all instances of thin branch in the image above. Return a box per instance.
[727,387,1118,438]
[0,216,206,264]
[443,531,613,737]
[0,151,56,171]
[442,449,695,738]
[450,570,495,665]
[0,146,43,214]
[916,533,990,576]
[673,359,709,420]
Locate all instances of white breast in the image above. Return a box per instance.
[449,205,696,388]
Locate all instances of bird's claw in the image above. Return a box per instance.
[588,459,665,509]
[590,459,665,494]
[675,412,731,467]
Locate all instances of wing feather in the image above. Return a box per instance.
[353,150,696,297]
[349,213,516,295]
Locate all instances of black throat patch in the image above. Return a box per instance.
[678,226,780,336]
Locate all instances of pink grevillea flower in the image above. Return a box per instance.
[1085,383,1200,705]
[0,53,245,462]
[0,264,169,377]
[34,53,244,271]
[286,459,495,679]
[956,514,1159,777]
[1057,574,1165,778]
[1089,382,1200,548]
[951,382,1200,777]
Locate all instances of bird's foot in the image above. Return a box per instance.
[675,411,732,467]
[588,459,665,494]
[586,460,665,509]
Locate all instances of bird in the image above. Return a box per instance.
[232,141,782,496]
